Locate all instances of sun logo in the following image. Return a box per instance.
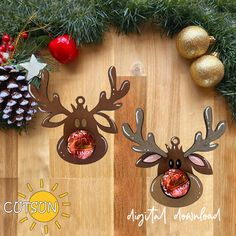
[17,179,70,234]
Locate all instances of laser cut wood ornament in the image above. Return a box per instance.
[29,66,130,165]
[122,107,226,207]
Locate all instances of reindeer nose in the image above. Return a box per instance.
[161,169,190,198]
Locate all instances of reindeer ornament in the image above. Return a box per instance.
[122,107,226,207]
[29,67,130,165]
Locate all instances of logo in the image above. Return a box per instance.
[4,179,70,234]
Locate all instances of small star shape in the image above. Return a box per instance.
[20,54,47,81]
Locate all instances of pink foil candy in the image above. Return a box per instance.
[67,130,95,159]
[161,169,190,198]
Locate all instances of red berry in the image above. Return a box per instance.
[2,34,11,43]
[2,58,7,63]
[7,44,15,52]
[20,32,29,39]
[0,53,3,58]
[0,45,6,52]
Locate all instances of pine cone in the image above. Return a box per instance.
[0,65,37,128]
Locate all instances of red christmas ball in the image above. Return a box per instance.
[161,169,190,198]
[2,34,11,43]
[48,34,79,64]
[0,45,6,52]
[67,130,95,159]
[20,32,29,39]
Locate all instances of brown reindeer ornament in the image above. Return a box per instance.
[122,107,226,207]
[29,66,130,165]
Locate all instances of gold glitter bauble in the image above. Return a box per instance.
[190,54,224,88]
[176,26,215,59]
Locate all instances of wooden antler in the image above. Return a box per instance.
[122,108,167,157]
[29,70,71,127]
[91,66,130,113]
[184,107,226,157]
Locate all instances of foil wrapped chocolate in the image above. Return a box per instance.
[67,130,95,159]
[161,169,190,198]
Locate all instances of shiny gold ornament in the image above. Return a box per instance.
[176,26,215,59]
[190,53,224,88]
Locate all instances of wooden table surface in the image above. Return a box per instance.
[0,28,235,236]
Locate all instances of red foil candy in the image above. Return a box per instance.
[161,169,190,198]
[67,130,95,159]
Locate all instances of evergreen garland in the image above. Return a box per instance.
[0,0,236,117]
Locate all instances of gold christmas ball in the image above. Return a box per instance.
[176,26,215,59]
[190,54,224,88]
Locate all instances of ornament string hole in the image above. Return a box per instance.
[76,96,85,105]
[171,137,180,146]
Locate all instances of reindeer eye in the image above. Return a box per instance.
[75,119,80,128]
[176,159,181,169]
[82,119,87,127]
[168,159,174,168]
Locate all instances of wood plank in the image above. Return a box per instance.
[0,130,18,178]
[145,32,216,236]
[114,76,146,236]
[213,97,236,236]
[17,32,115,236]
[0,178,18,236]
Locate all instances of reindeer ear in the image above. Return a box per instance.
[42,113,68,128]
[136,152,164,168]
[187,153,213,175]
[95,112,117,133]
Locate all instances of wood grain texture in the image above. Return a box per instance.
[0,178,18,236]
[0,28,235,236]
[114,76,146,236]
